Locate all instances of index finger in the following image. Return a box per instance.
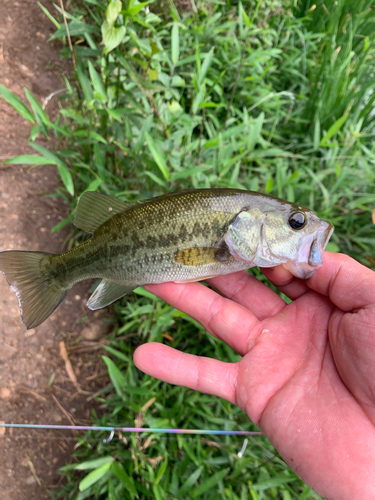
[144,281,261,355]
[306,252,375,311]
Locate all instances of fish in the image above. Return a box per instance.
[0,188,334,329]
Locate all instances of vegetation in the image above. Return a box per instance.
[1,0,375,498]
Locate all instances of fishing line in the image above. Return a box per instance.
[0,423,262,436]
[0,424,274,460]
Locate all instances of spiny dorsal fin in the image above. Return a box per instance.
[87,280,137,310]
[74,192,133,234]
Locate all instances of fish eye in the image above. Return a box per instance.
[288,212,306,230]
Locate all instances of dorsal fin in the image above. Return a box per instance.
[74,192,133,234]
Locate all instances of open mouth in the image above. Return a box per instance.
[308,222,334,267]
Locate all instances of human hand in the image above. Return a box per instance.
[134,253,375,500]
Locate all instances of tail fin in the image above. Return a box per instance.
[0,251,69,329]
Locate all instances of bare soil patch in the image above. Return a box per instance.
[0,1,106,498]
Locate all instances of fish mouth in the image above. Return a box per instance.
[282,220,334,280]
[308,222,334,268]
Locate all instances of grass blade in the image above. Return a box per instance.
[0,85,35,124]
[102,356,125,397]
[172,23,179,66]
[320,115,349,146]
[145,132,170,180]
[74,457,114,471]
[79,461,112,492]
[192,467,230,497]
[37,2,61,29]
[2,155,55,166]
[88,61,107,102]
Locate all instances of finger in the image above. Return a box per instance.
[134,343,238,404]
[144,281,261,355]
[206,270,285,320]
[261,265,310,300]
[307,252,375,311]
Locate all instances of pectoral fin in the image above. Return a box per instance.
[87,280,137,310]
[174,246,231,267]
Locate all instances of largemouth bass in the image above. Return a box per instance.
[0,189,334,329]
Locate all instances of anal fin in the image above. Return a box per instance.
[87,280,137,310]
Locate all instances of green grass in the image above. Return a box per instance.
[1,0,375,498]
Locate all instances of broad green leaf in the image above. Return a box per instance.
[74,456,114,470]
[171,23,179,66]
[107,108,124,121]
[167,99,183,114]
[50,20,100,39]
[57,163,75,196]
[127,1,152,17]
[192,468,230,497]
[78,461,112,491]
[150,38,160,55]
[73,130,107,144]
[111,461,138,498]
[102,21,126,54]
[105,0,122,24]
[171,75,185,87]
[102,356,125,397]
[30,125,42,141]
[148,68,158,81]
[199,48,214,86]
[2,155,55,166]
[29,142,64,165]
[145,132,170,180]
[0,85,35,124]
[320,115,348,146]
[76,64,94,108]
[88,61,107,102]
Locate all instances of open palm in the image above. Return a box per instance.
[134,253,375,500]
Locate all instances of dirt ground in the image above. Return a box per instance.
[0,1,106,498]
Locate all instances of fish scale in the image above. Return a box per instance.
[0,189,334,329]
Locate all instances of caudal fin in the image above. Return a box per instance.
[0,251,69,329]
